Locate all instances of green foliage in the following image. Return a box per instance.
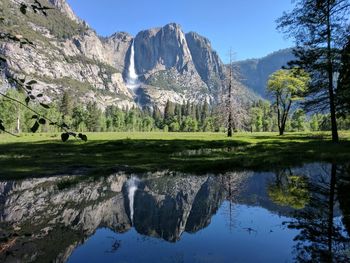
[267,69,310,135]
[267,69,309,100]
[181,116,198,132]
[142,116,155,132]
[310,114,321,131]
[250,107,263,132]
[0,88,348,136]
[169,121,180,132]
[60,91,73,116]
[164,100,175,125]
[21,0,87,40]
[291,109,307,132]
[268,175,310,209]
[85,102,102,132]
[249,100,278,132]
[0,89,22,133]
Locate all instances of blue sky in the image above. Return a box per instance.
[67,0,294,62]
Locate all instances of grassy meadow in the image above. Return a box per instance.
[0,131,349,180]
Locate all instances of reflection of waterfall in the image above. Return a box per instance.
[126,177,139,225]
[126,41,139,91]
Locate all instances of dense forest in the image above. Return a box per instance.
[0,0,349,140]
[1,89,349,133]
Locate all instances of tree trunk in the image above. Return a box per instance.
[279,124,285,136]
[227,111,232,137]
[277,95,282,135]
[327,163,336,260]
[16,115,20,134]
[326,0,339,143]
[227,59,233,137]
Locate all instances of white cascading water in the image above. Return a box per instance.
[126,41,139,91]
[126,176,139,225]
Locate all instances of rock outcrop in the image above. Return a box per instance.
[104,32,133,72]
[134,23,193,76]
[132,23,229,105]
[48,0,80,23]
[186,32,226,91]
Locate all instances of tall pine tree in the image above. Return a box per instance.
[277,0,350,142]
[337,37,350,117]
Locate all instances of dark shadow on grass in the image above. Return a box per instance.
[0,137,349,180]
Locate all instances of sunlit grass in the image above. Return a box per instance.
[0,131,349,180]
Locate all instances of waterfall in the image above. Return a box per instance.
[126,40,139,91]
[125,40,148,106]
[126,176,139,225]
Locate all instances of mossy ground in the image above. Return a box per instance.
[0,131,349,180]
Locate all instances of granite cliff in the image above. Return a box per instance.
[0,0,257,110]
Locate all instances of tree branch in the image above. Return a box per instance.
[0,91,69,133]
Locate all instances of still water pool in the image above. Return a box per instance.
[1,163,349,262]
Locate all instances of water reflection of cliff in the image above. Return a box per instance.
[132,175,226,242]
[0,173,132,263]
[1,163,349,263]
[0,170,251,262]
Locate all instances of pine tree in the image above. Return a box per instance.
[181,100,186,116]
[174,104,182,123]
[277,0,350,142]
[337,38,350,117]
[186,100,191,117]
[86,101,102,132]
[201,101,209,124]
[59,91,73,117]
[164,100,175,124]
[152,106,163,129]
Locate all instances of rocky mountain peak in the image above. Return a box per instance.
[48,0,81,23]
[133,23,193,77]
[108,32,133,42]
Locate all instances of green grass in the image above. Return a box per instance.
[0,131,349,180]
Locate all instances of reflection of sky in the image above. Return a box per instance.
[335,216,350,238]
[67,203,298,263]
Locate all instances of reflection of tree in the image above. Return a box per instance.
[285,164,350,262]
[221,172,250,232]
[105,237,121,254]
[337,164,350,238]
[268,168,310,210]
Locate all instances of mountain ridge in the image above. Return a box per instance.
[234,48,295,98]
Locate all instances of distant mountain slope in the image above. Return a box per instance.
[234,48,295,98]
